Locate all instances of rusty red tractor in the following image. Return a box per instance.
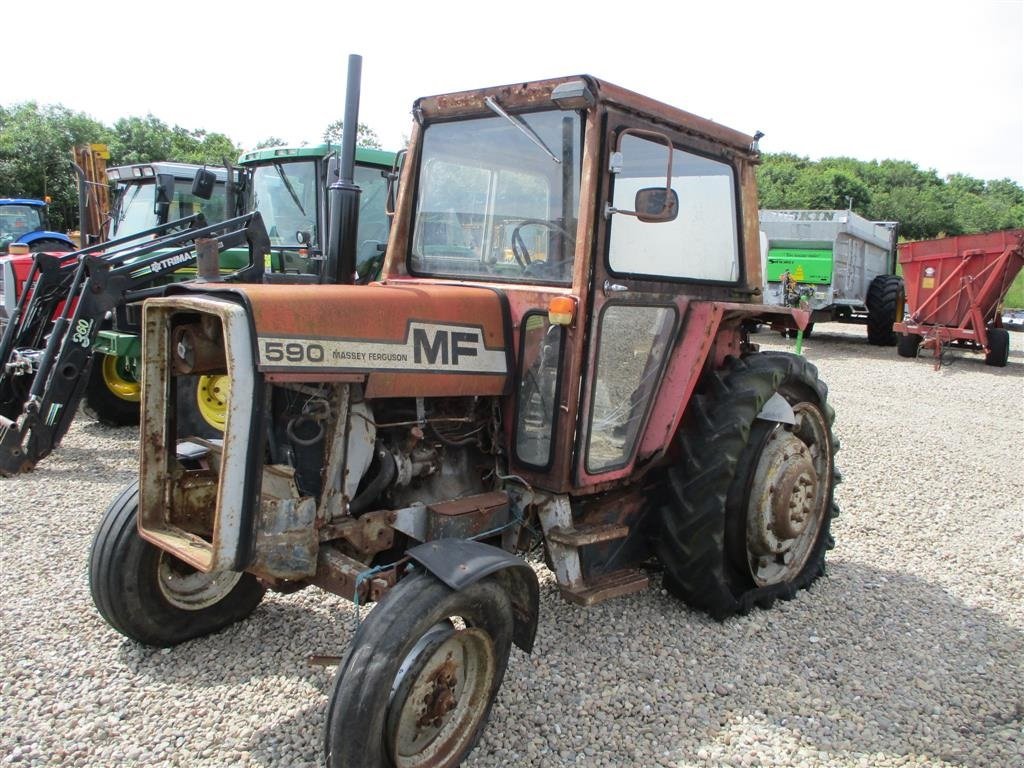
[88,74,839,767]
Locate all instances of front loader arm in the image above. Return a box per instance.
[0,213,271,476]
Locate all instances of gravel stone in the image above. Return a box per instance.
[1,323,1022,767]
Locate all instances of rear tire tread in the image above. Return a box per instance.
[656,352,838,620]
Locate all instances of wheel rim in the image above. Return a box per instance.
[386,623,497,768]
[196,375,230,431]
[745,401,832,586]
[157,552,242,610]
[101,355,140,402]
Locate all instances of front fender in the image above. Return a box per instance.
[407,538,540,653]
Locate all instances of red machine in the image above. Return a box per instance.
[895,229,1024,367]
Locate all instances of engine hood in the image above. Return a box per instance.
[171,282,512,398]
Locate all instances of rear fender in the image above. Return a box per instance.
[407,539,539,653]
[19,231,75,249]
[638,301,809,462]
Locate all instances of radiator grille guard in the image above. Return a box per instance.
[137,295,261,573]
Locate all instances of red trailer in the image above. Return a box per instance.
[895,229,1024,367]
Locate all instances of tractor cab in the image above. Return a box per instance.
[0,198,75,253]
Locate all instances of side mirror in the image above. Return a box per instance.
[192,168,216,200]
[606,127,677,223]
[634,187,678,223]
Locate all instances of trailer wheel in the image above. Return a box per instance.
[81,353,141,427]
[656,352,838,620]
[897,333,922,358]
[325,571,513,768]
[784,323,814,339]
[866,275,904,346]
[88,482,265,647]
[984,328,1010,367]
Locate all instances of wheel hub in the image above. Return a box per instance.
[156,552,242,610]
[101,354,141,402]
[196,374,230,430]
[748,430,816,556]
[745,408,830,587]
[387,625,496,768]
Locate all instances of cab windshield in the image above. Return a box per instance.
[0,205,44,249]
[410,109,581,284]
[110,179,229,239]
[251,160,318,248]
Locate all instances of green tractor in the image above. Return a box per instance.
[85,146,396,429]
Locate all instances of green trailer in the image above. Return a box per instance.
[759,209,903,344]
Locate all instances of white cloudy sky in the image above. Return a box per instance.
[6,0,1023,183]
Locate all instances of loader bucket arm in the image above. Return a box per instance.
[0,213,270,475]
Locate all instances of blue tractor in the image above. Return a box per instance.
[0,198,76,253]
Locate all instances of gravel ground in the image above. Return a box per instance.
[2,323,1022,768]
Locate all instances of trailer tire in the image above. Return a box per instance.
[656,352,838,620]
[89,482,265,647]
[325,571,513,768]
[866,275,904,346]
[984,328,1010,367]
[81,354,141,427]
[897,333,922,358]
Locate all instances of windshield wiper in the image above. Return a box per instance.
[484,97,560,165]
[273,162,308,217]
[114,185,141,226]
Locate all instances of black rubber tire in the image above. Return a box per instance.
[866,275,904,346]
[656,351,838,620]
[28,239,74,253]
[88,482,265,647]
[325,571,513,768]
[984,328,1010,367]
[80,355,140,427]
[785,323,814,339]
[897,333,922,358]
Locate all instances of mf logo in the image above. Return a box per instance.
[412,328,479,365]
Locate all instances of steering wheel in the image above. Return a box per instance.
[510,219,573,268]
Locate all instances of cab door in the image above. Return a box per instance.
[574,112,746,490]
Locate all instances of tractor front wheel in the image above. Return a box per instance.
[88,483,265,647]
[81,354,141,427]
[656,352,838,619]
[325,571,513,768]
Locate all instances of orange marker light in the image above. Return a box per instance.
[548,296,576,326]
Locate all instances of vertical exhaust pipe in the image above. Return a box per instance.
[324,54,363,285]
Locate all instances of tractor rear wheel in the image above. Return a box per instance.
[325,571,513,768]
[897,333,922,358]
[656,352,838,619]
[88,482,265,647]
[28,239,74,253]
[984,328,1010,367]
[866,275,904,346]
[81,353,141,427]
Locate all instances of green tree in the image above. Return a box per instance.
[323,121,382,148]
[109,116,240,167]
[0,102,110,230]
[757,152,1023,239]
[253,137,288,149]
